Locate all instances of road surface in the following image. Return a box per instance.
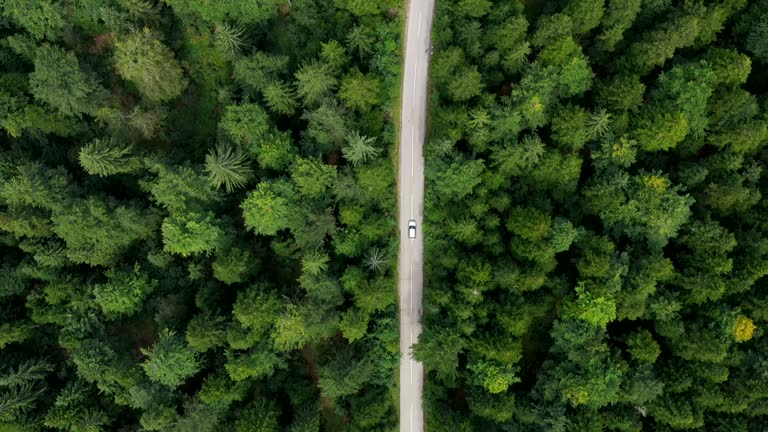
[398,0,434,431]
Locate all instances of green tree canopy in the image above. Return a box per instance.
[114,28,188,102]
[30,45,106,117]
[140,330,201,388]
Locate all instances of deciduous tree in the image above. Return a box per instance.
[114,28,188,102]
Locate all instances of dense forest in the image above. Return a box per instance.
[0,0,403,430]
[417,0,768,431]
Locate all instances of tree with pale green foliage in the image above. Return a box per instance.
[213,23,246,60]
[346,25,374,59]
[114,28,188,102]
[1,0,65,40]
[339,308,369,342]
[198,372,249,409]
[232,286,280,334]
[585,108,611,139]
[79,138,141,177]
[320,40,349,73]
[290,157,336,198]
[224,347,285,381]
[241,181,297,236]
[185,314,227,353]
[342,132,381,166]
[295,61,337,107]
[93,264,157,319]
[468,358,520,394]
[271,304,309,352]
[262,81,298,116]
[141,330,201,388]
[219,103,295,170]
[0,321,34,349]
[161,211,227,256]
[338,69,382,113]
[204,145,253,192]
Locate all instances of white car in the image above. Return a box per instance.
[408,220,417,239]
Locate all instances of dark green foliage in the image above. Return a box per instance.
[235,400,279,432]
[3,0,763,428]
[43,381,110,432]
[30,45,106,117]
[288,402,320,432]
[420,0,768,429]
[562,0,605,35]
[317,351,374,400]
[162,0,276,26]
[413,325,465,385]
[233,52,289,95]
[185,313,227,352]
[212,246,255,284]
[595,0,640,52]
[0,381,45,423]
[0,266,24,298]
[170,397,223,432]
[594,74,645,112]
[301,102,350,154]
[0,2,402,429]
[0,361,52,387]
[51,197,158,266]
[0,360,50,422]
[740,0,768,63]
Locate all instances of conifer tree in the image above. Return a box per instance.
[204,145,253,192]
[141,330,201,388]
[79,138,141,177]
[342,132,381,166]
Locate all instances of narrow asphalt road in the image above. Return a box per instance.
[398,0,434,431]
